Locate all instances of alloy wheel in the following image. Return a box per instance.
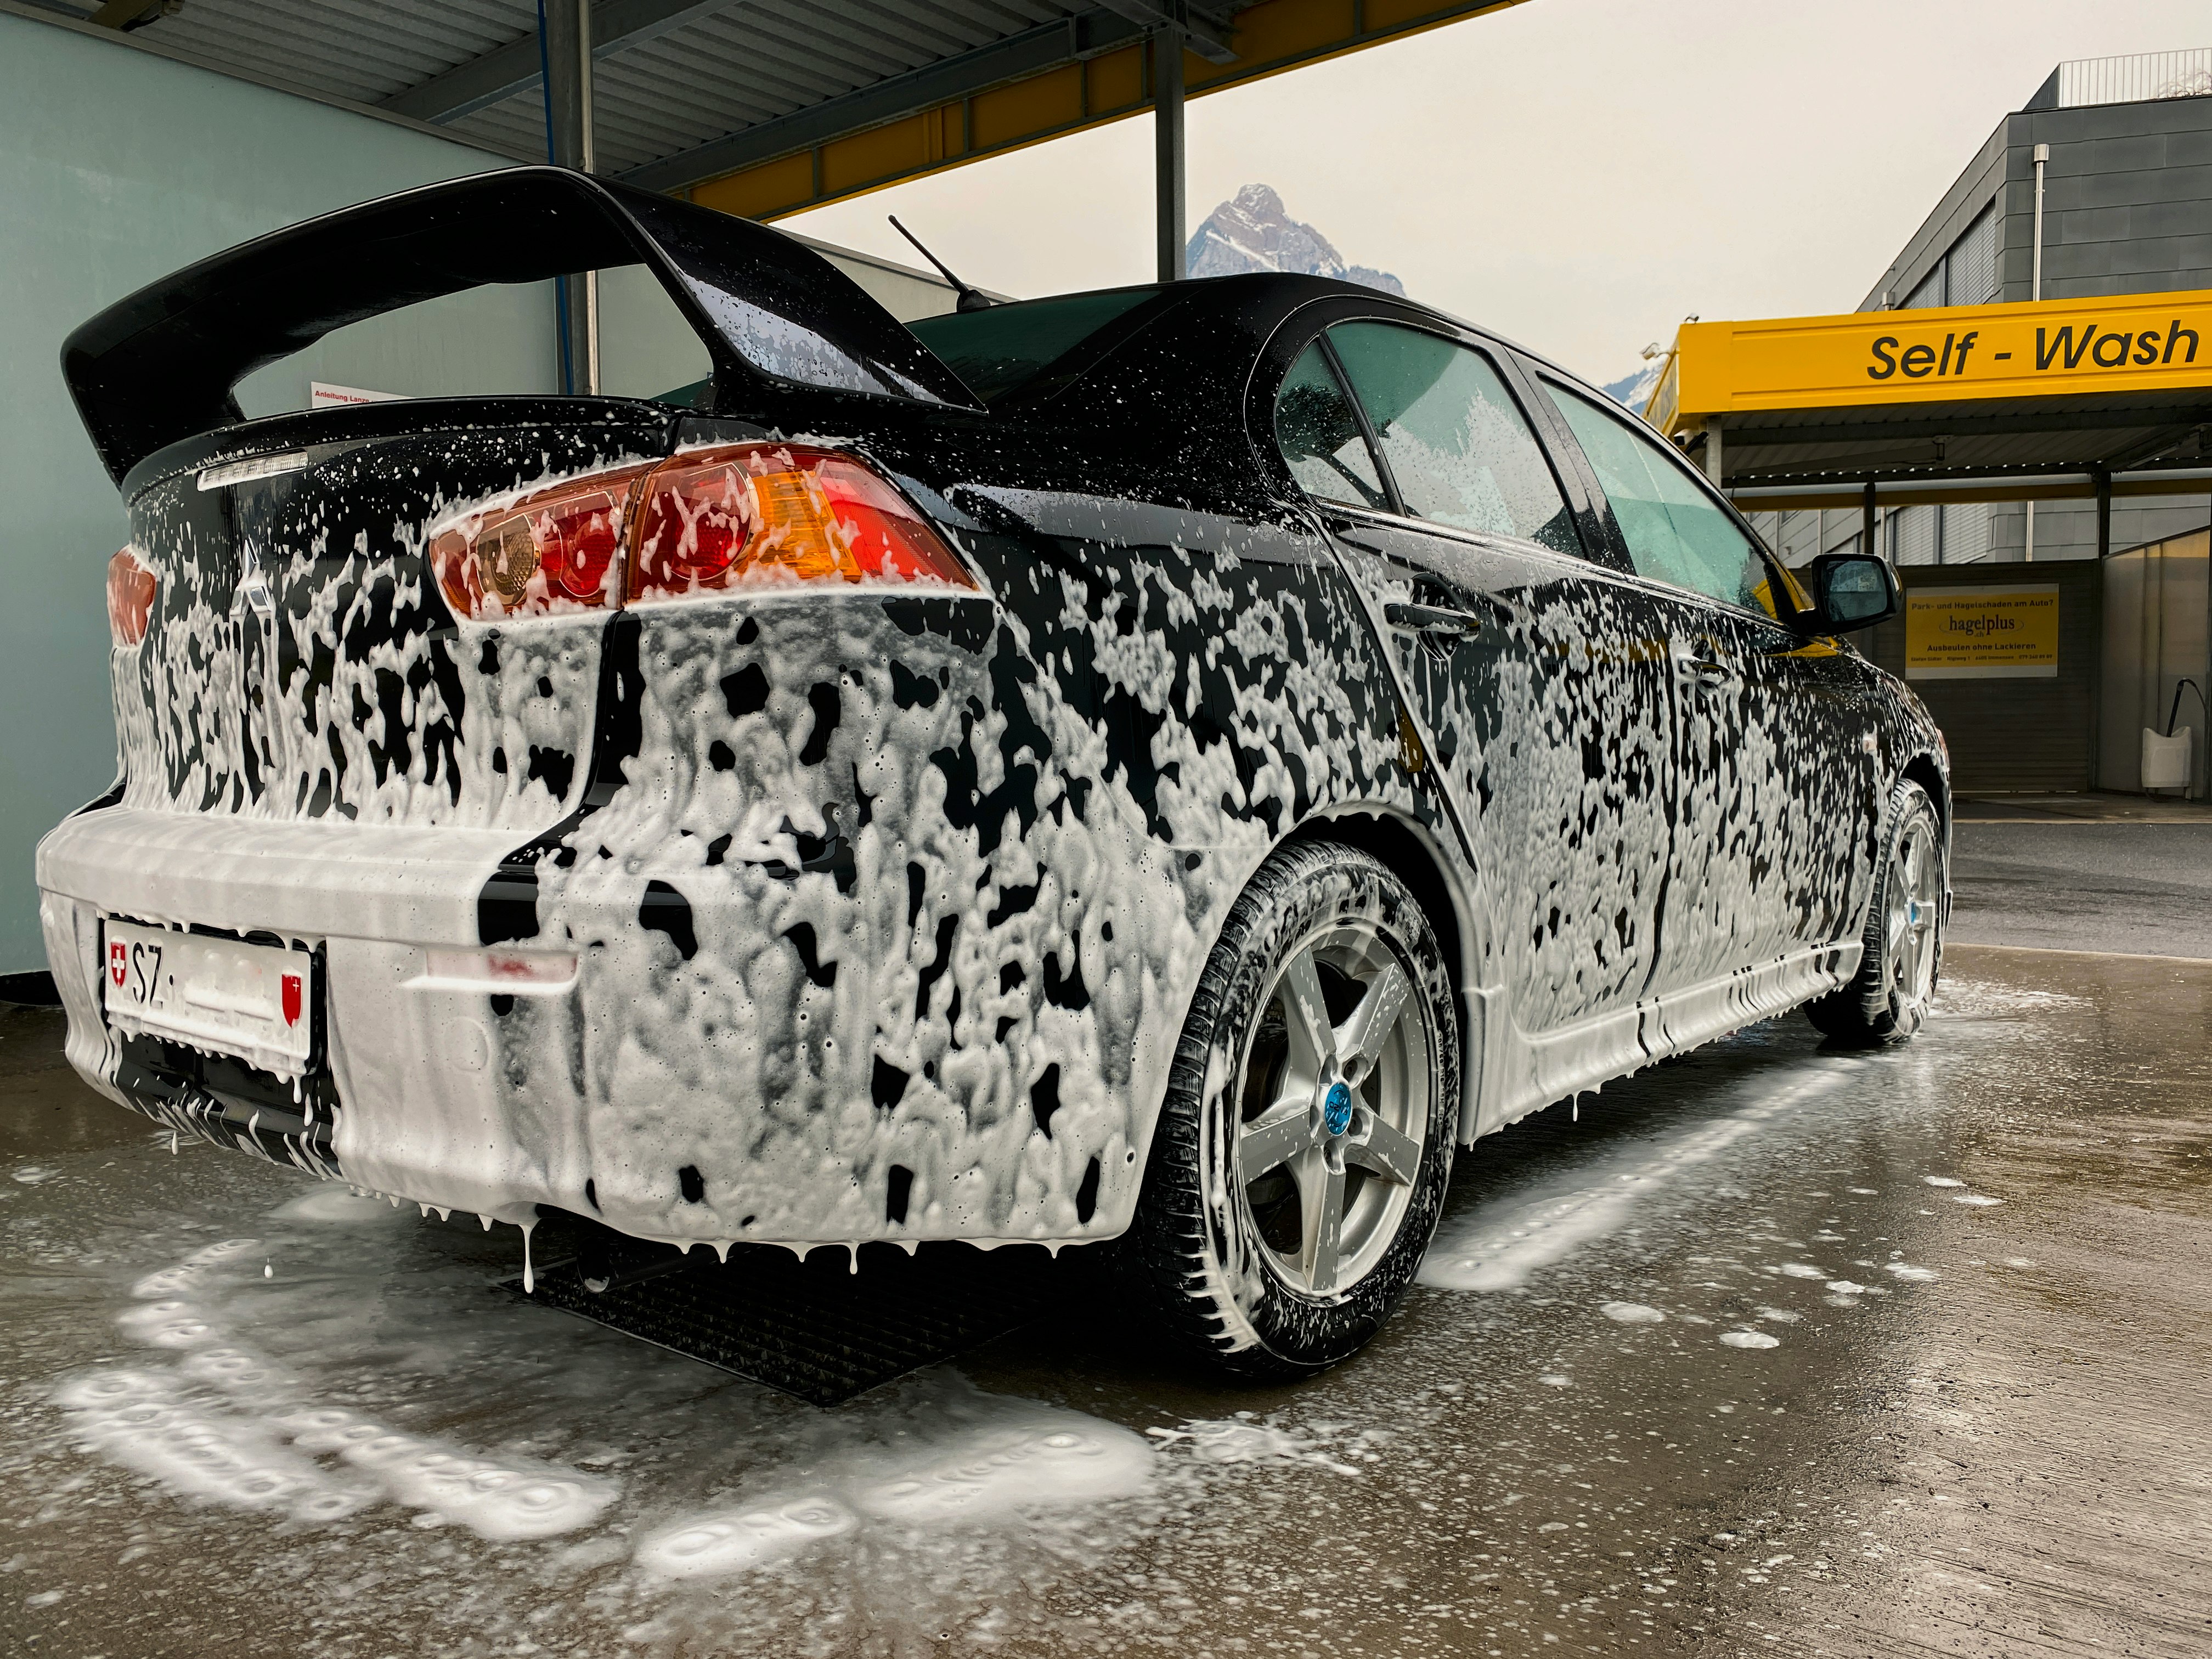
[1884,810,1942,1025]
[1233,922,1433,1297]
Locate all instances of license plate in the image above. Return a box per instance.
[103,919,318,1075]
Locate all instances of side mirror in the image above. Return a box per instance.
[1802,553,1898,635]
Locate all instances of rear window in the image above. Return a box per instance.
[909,287,1163,402]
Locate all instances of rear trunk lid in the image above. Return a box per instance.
[117,402,674,830]
[67,167,981,833]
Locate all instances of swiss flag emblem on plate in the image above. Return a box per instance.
[281,973,303,1028]
[110,941,127,988]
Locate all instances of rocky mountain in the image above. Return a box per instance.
[1186,184,1404,295]
[1602,357,1665,415]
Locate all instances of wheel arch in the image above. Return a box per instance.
[1899,749,1950,840]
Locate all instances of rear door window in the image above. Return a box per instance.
[1273,341,1389,510]
[1541,381,1780,618]
[1327,321,1581,557]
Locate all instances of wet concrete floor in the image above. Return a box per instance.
[1950,820,2212,958]
[2,945,2208,1658]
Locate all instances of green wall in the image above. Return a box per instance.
[0,14,544,974]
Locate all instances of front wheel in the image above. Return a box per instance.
[1807,777,1945,1047]
[1115,840,1459,1379]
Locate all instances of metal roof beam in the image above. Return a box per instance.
[619,7,1173,195]
[1725,403,2212,448]
[1092,3,1240,64]
[382,0,729,126]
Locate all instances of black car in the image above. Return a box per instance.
[40,167,1943,1378]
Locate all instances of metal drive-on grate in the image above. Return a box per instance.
[506,1229,1069,1406]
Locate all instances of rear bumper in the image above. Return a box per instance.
[37,797,1150,1251]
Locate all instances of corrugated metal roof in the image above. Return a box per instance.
[33,0,1104,177]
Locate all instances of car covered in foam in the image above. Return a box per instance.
[39,167,1946,1376]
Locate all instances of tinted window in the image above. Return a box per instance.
[909,287,1161,401]
[1542,381,1778,617]
[1274,342,1387,509]
[1328,321,1578,556]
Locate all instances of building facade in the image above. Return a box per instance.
[1742,48,2212,568]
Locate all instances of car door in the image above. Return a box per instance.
[1532,376,1881,989]
[1274,319,1677,1039]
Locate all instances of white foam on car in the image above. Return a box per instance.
[273,1184,411,1224]
[1599,1301,1665,1324]
[1419,1067,1848,1291]
[1719,1330,1780,1349]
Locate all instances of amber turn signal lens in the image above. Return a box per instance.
[107,547,157,647]
[628,443,976,602]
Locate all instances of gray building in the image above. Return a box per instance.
[1742,48,2212,569]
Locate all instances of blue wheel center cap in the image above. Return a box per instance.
[1323,1081,1354,1137]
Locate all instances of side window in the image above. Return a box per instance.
[1273,342,1388,511]
[1542,381,1780,618]
[1327,321,1581,557]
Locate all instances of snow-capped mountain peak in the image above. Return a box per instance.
[1186,184,1405,296]
[1602,357,1667,416]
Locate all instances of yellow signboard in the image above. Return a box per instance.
[1670,289,2212,425]
[1904,586,2060,681]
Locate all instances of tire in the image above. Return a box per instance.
[1806,778,1945,1047]
[1116,839,1459,1379]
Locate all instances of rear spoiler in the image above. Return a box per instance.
[62,166,979,486]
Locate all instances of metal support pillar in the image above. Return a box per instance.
[543,0,598,392]
[1154,27,1186,282]
[1702,417,1725,486]
[2091,466,2112,791]
[1863,480,1877,562]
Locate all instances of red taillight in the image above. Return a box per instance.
[107,547,156,647]
[431,467,654,622]
[629,444,975,602]
[429,445,973,622]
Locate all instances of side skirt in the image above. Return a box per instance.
[1463,940,1865,1144]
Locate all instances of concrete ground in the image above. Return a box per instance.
[1951,793,2212,958]
[2,835,2208,1657]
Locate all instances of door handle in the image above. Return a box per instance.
[1675,655,1734,690]
[1385,600,1486,640]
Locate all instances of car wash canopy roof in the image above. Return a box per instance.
[54,1,1530,219]
[1648,289,2212,511]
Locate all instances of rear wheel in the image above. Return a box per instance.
[1116,840,1459,1379]
[1807,778,1945,1046]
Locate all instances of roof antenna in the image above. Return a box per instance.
[889,216,993,313]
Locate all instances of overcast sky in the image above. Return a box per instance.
[785,0,2210,383]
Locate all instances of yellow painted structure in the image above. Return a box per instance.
[1647,290,2212,438]
[690,0,1527,222]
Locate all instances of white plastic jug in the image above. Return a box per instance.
[2141,724,2192,791]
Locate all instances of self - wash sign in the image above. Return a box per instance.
[1668,290,2212,417]
[1905,586,2060,681]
